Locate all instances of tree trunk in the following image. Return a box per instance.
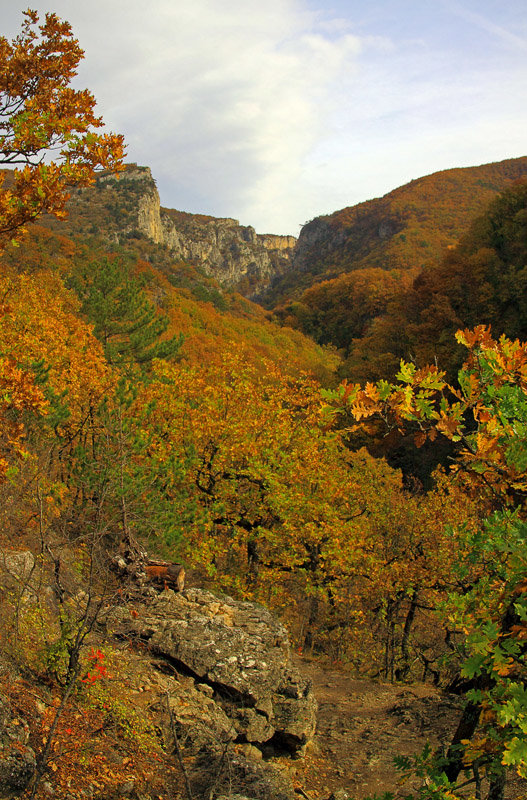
[487,767,505,800]
[444,700,481,783]
[396,589,418,680]
[247,538,259,585]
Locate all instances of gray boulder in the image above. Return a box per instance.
[0,693,36,797]
[108,588,317,754]
[0,551,35,595]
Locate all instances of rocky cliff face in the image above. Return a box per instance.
[291,216,347,275]
[95,166,297,299]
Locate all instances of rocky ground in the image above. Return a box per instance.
[1,559,525,800]
[292,656,462,799]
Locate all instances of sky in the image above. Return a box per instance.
[2,0,526,235]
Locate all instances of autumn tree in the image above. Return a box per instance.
[273,267,414,354]
[0,9,124,249]
[0,352,48,483]
[326,327,527,798]
[125,349,460,667]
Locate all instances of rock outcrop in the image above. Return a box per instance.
[0,570,317,800]
[94,166,297,299]
[108,587,317,757]
[0,692,36,797]
[106,586,317,800]
[291,216,347,275]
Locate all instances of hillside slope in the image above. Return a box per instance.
[265,156,527,305]
[0,206,336,385]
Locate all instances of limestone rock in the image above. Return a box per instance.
[83,165,297,299]
[164,673,236,751]
[0,551,35,592]
[108,588,317,754]
[159,211,296,298]
[292,216,347,274]
[191,747,295,800]
[0,694,36,797]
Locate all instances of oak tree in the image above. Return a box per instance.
[0,9,124,248]
[326,327,527,797]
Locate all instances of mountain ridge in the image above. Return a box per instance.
[265,155,527,306]
[67,164,297,299]
[35,155,527,309]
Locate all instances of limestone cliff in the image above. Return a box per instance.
[93,165,296,299]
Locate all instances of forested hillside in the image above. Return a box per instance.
[270,157,527,354]
[339,179,527,383]
[270,156,527,299]
[1,10,527,800]
[271,161,527,384]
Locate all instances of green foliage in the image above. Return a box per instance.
[68,255,183,368]
[70,377,190,553]
[43,609,82,683]
[332,327,527,793]
[165,262,230,311]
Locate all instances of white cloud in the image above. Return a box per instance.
[2,0,363,233]
[1,0,527,234]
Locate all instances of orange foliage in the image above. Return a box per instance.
[0,353,48,482]
[0,10,124,248]
[274,267,414,352]
[0,270,112,430]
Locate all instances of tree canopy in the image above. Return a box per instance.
[0,9,124,248]
[326,326,527,795]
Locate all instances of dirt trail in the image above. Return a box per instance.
[293,656,461,799]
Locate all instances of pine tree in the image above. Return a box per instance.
[70,378,189,557]
[69,256,183,368]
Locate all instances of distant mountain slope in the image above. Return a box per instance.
[265,156,527,305]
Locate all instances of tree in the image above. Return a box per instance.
[339,180,527,390]
[0,9,124,248]
[69,256,183,368]
[273,267,414,354]
[131,349,462,668]
[0,269,113,486]
[326,326,527,798]
[0,353,48,483]
[68,376,191,558]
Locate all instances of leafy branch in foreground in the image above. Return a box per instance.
[325,325,527,799]
[0,9,124,248]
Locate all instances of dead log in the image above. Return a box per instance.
[144,562,185,592]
